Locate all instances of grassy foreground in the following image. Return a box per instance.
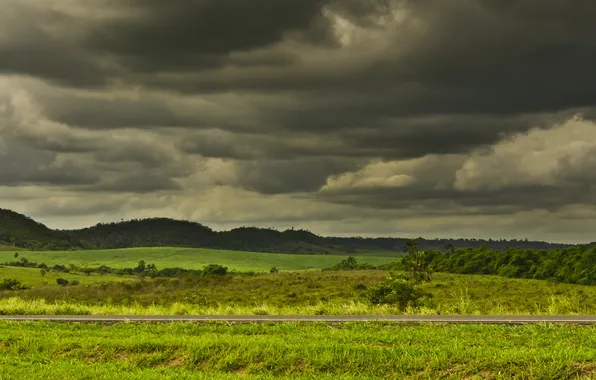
[0,247,399,272]
[1,321,596,379]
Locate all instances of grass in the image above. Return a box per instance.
[3,271,596,315]
[0,247,400,272]
[1,321,596,379]
[0,244,24,252]
[0,266,132,287]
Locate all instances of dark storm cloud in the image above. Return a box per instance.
[2,0,596,116]
[83,0,332,72]
[317,184,596,215]
[230,158,363,194]
[0,140,100,187]
[3,0,596,241]
[91,173,184,193]
[0,3,117,88]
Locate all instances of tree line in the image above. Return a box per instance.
[1,208,576,253]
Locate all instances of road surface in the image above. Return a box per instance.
[2,315,596,324]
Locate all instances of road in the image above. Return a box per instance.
[2,315,596,324]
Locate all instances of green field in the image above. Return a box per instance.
[0,247,400,272]
[1,321,596,379]
[3,270,596,316]
[0,266,132,287]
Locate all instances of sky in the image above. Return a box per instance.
[1,0,596,243]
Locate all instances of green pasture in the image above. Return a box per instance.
[0,266,131,288]
[0,247,400,272]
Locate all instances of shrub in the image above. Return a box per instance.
[367,272,428,311]
[202,264,228,276]
[70,280,80,286]
[270,266,279,273]
[0,278,25,291]
[56,278,70,286]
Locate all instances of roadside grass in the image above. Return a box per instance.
[0,266,133,287]
[3,271,596,315]
[1,321,596,379]
[0,247,400,272]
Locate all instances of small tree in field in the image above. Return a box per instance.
[40,269,46,277]
[402,240,432,284]
[368,240,433,310]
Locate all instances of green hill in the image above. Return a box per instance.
[0,208,576,253]
[0,209,84,251]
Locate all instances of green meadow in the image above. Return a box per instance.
[3,269,596,316]
[2,321,596,379]
[0,266,131,288]
[0,247,400,272]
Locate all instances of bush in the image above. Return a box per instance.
[0,278,25,291]
[56,278,70,286]
[70,280,80,286]
[270,266,279,273]
[202,264,228,276]
[367,272,428,311]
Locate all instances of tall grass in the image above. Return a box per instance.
[2,296,595,316]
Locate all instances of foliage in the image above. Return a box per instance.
[428,245,596,285]
[0,278,25,291]
[367,272,429,310]
[56,278,69,286]
[402,240,433,284]
[202,264,228,276]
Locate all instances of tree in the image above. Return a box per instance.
[56,278,69,286]
[270,266,279,273]
[402,240,432,284]
[135,260,146,273]
[40,269,46,277]
[444,243,455,254]
[13,252,19,259]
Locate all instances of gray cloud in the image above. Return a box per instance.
[1,0,596,241]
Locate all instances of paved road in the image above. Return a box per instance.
[2,315,596,324]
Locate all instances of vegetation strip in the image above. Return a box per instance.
[4,315,596,324]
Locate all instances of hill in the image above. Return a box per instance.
[0,208,580,253]
[0,209,85,251]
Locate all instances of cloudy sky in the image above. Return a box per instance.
[1,0,596,243]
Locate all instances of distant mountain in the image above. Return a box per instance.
[0,208,580,253]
